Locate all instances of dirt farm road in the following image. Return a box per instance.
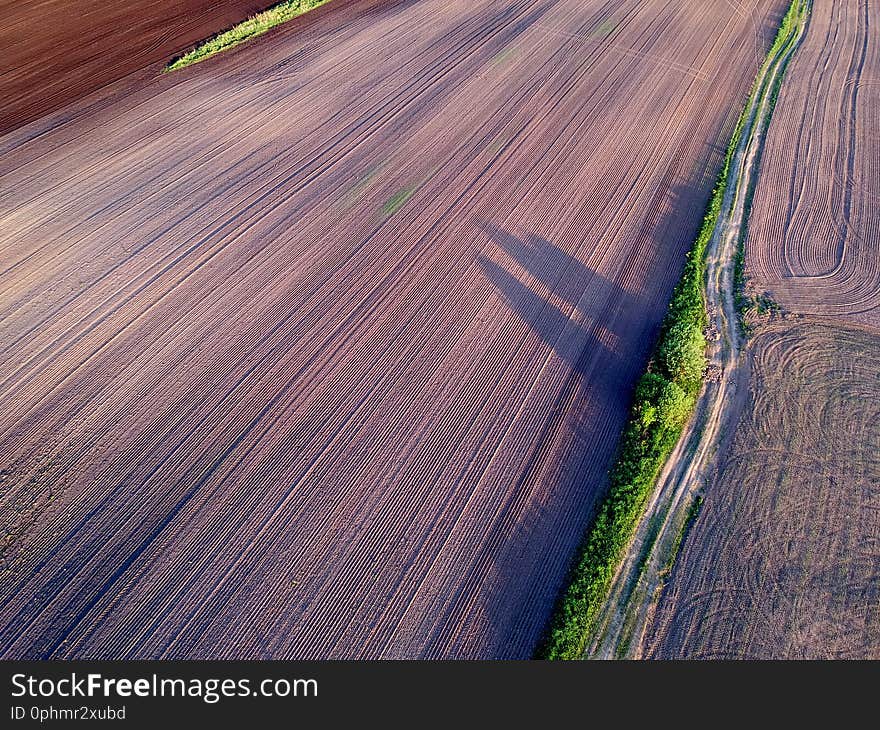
[587,0,811,659]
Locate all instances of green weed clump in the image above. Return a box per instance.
[381,186,417,216]
[166,0,330,71]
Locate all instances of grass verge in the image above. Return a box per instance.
[734,5,805,334]
[536,0,807,660]
[658,494,703,584]
[166,0,332,71]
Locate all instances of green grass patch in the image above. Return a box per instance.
[492,47,520,65]
[381,186,417,216]
[535,0,807,661]
[591,20,617,37]
[166,0,332,71]
[336,164,385,211]
[659,494,704,583]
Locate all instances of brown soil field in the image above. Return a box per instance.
[647,0,880,660]
[647,321,880,659]
[0,0,274,136]
[0,0,788,658]
[745,0,880,327]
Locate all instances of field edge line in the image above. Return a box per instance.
[165,0,335,72]
[533,0,810,661]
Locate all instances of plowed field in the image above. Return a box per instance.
[0,0,788,658]
[745,0,880,326]
[0,0,270,136]
[647,321,880,659]
[648,0,880,659]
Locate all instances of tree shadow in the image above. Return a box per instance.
[440,178,703,656]
[475,219,643,375]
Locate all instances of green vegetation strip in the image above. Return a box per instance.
[536,0,807,660]
[381,186,418,216]
[166,0,331,71]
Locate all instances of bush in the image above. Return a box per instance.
[657,320,706,386]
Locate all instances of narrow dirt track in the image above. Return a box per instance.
[0,0,272,136]
[0,0,788,658]
[588,0,810,658]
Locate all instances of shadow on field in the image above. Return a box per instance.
[460,174,708,656]
[476,219,638,374]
